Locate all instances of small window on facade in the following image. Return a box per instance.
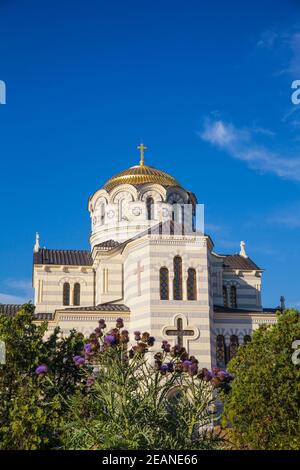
[160,267,169,300]
[230,285,237,308]
[244,335,251,344]
[216,335,226,367]
[173,256,183,300]
[187,268,197,300]
[146,197,154,220]
[63,282,70,306]
[223,286,228,308]
[229,335,239,360]
[73,282,81,306]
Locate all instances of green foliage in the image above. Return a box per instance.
[60,327,222,450]
[0,303,85,449]
[221,309,300,450]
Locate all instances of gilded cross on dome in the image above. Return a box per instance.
[137,143,147,166]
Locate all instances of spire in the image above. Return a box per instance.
[137,143,147,166]
[34,232,40,253]
[280,296,285,310]
[239,240,248,258]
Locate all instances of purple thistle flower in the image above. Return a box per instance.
[116,317,124,328]
[86,377,95,387]
[134,331,141,341]
[104,334,116,345]
[162,341,171,353]
[36,364,48,375]
[84,343,92,354]
[98,319,106,329]
[73,355,85,366]
[160,364,169,373]
[182,360,193,368]
[147,336,155,346]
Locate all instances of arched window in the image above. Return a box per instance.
[216,335,226,367]
[223,286,228,308]
[244,335,251,344]
[160,267,169,300]
[100,203,105,225]
[173,256,183,300]
[146,197,154,220]
[119,198,125,221]
[230,285,237,308]
[229,335,239,360]
[73,282,81,306]
[187,268,197,300]
[63,282,70,306]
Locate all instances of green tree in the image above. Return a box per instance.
[221,309,300,450]
[0,303,85,449]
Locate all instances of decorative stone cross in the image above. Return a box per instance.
[134,261,144,296]
[165,317,197,348]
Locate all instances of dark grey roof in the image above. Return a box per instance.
[0,304,22,317]
[34,312,54,320]
[94,239,120,249]
[34,249,93,266]
[0,304,53,320]
[214,305,276,314]
[64,303,130,312]
[221,255,261,271]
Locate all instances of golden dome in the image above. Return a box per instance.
[103,164,180,191]
[104,165,180,191]
[103,144,181,191]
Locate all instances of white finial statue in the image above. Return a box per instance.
[239,240,248,258]
[34,232,40,253]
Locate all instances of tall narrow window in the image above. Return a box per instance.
[244,335,251,344]
[223,286,228,308]
[187,268,197,300]
[160,267,169,300]
[230,285,237,308]
[146,197,154,220]
[73,282,81,306]
[100,203,105,225]
[63,282,70,306]
[119,198,125,221]
[216,335,226,367]
[229,335,239,360]
[173,256,183,300]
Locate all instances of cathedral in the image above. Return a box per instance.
[2,145,277,369]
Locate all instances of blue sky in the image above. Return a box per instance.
[0,0,300,308]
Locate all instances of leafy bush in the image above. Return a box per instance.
[56,319,230,450]
[0,304,84,449]
[221,309,300,450]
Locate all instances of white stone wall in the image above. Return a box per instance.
[122,234,214,369]
[33,265,95,313]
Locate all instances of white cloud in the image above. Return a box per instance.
[199,118,300,182]
[267,202,300,228]
[0,293,30,304]
[4,279,32,290]
[256,30,278,49]
[0,278,34,305]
